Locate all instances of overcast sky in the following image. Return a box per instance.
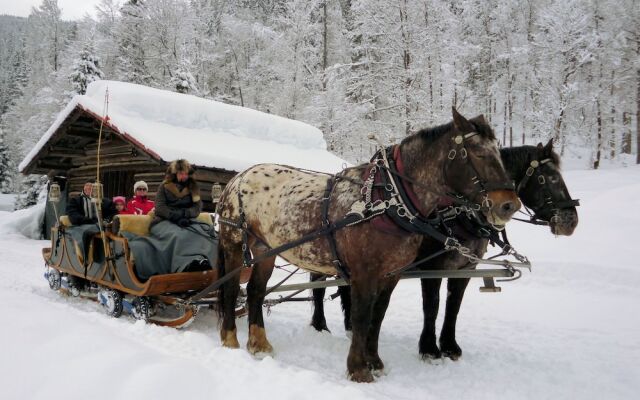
[0,0,113,20]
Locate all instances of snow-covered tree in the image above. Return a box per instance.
[116,0,152,84]
[0,128,14,193]
[0,0,636,168]
[14,175,48,210]
[69,45,105,95]
[171,62,199,94]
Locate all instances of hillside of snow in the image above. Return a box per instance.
[0,166,638,400]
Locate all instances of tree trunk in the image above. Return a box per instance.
[622,111,631,154]
[637,54,640,164]
[399,0,411,136]
[322,1,328,91]
[594,99,602,169]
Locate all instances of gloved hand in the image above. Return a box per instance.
[168,211,182,223]
[178,218,191,227]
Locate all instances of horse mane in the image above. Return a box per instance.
[500,145,562,169]
[404,116,496,147]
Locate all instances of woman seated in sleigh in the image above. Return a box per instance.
[122,159,218,280]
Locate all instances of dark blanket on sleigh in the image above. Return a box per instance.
[66,223,105,263]
[122,220,219,280]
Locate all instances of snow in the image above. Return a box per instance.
[19,81,348,174]
[0,193,16,212]
[1,166,639,400]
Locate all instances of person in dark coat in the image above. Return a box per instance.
[152,159,202,227]
[64,181,116,277]
[126,159,216,280]
[66,181,117,225]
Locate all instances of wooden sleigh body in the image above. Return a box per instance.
[43,213,249,328]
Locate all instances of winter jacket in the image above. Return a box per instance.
[126,195,155,215]
[66,194,117,225]
[151,178,202,227]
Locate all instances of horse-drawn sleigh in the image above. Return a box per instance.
[41,108,577,382]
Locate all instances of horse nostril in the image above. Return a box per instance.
[501,201,515,214]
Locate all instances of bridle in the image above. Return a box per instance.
[442,131,516,212]
[513,158,580,226]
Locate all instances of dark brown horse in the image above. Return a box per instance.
[216,108,520,382]
[310,140,579,362]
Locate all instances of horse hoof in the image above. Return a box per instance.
[367,357,385,372]
[371,366,388,377]
[310,322,330,333]
[419,341,442,361]
[420,354,444,365]
[442,351,462,361]
[248,324,274,355]
[440,341,462,361]
[248,342,274,355]
[220,328,240,348]
[349,369,374,383]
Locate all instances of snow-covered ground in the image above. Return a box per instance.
[0,193,15,211]
[0,166,638,400]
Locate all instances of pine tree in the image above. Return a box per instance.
[171,62,198,94]
[0,128,14,193]
[70,45,105,95]
[116,0,152,85]
[14,175,48,210]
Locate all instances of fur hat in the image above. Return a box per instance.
[168,159,192,175]
[133,180,148,193]
[113,196,126,205]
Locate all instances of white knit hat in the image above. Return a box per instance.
[133,180,148,193]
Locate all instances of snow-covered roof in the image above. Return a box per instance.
[19,81,346,174]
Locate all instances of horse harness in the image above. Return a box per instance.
[216,131,518,287]
[513,158,580,226]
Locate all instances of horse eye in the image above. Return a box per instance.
[549,176,559,183]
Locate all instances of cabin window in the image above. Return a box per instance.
[101,170,137,199]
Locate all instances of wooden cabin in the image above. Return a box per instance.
[20,106,235,207]
[19,106,235,238]
[19,81,347,238]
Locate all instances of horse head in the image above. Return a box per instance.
[505,139,579,236]
[401,107,520,227]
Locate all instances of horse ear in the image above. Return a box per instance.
[544,139,554,155]
[473,114,487,125]
[536,142,544,150]
[452,107,473,132]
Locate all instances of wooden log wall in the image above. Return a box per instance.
[64,135,237,212]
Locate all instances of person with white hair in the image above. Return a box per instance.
[126,180,155,215]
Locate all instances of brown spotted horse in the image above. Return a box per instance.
[310,139,579,362]
[215,108,520,382]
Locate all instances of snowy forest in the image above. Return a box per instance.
[0,0,638,206]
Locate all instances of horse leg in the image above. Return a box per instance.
[365,278,397,374]
[418,277,443,360]
[219,245,242,348]
[346,278,376,383]
[246,251,275,354]
[439,277,470,360]
[339,285,352,332]
[310,273,329,332]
